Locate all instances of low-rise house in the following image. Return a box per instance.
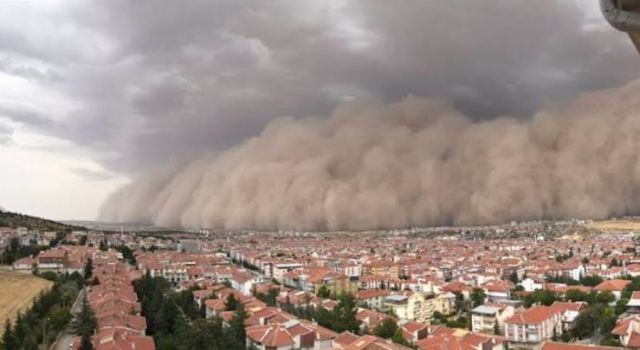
[612,315,640,348]
[482,280,514,301]
[356,308,395,330]
[400,321,428,343]
[627,292,640,315]
[594,279,631,300]
[416,332,506,350]
[12,257,35,273]
[550,302,587,331]
[463,332,507,350]
[245,318,337,350]
[521,277,545,292]
[540,341,622,350]
[333,332,411,350]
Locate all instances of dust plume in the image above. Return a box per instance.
[99,80,640,230]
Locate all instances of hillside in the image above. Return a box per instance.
[0,211,84,232]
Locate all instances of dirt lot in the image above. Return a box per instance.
[0,270,53,328]
[584,219,640,233]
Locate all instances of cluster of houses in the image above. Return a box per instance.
[12,245,90,274]
[0,226,59,248]
[71,252,155,350]
[10,226,640,350]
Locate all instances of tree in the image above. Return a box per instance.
[615,298,629,316]
[84,258,93,281]
[154,299,180,334]
[173,287,202,320]
[596,291,616,305]
[114,245,136,266]
[13,313,26,344]
[226,304,248,350]
[622,277,640,299]
[2,319,16,350]
[60,281,79,309]
[565,289,590,303]
[610,258,621,267]
[22,334,38,350]
[79,235,88,246]
[453,291,465,312]
[74,293,97,340]
[265,288,278,306]
[225,293,239,311]
[573,308,597,339]
[523,290,557,307]
[99,239,107,252]
[391,329,412,347]
[470,288,486,308]
[600,306,617,335]
[580,275,602,287]
[374,318,399,339]
[572,304,617,339]
[432,311,448,324]
[330,294,360,333]
[79,333,94,350]
[49,305,72,331]
[508,272,519,284]
[317,285,331,299]
[493,321,501,335]
[561,331,573,343]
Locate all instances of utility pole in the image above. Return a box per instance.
[42,317,48,348]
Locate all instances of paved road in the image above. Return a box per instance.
[51,287,85,350]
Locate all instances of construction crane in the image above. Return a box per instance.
[601,0,640,52]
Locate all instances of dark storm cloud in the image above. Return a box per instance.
[2,1,640,173]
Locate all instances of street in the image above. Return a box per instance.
[50,287,85,350]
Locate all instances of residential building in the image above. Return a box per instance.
[504,306,561,349]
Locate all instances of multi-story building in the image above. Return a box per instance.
[355,289,390,311]
[364,261,400,278]
[273,263,304,282]
[36,248,67,272]
[504,306,561,349]
[471,304,515,334]
[383,292,434,323]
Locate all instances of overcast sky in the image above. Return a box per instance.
[1,0,639,220]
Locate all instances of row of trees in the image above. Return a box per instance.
[133,273,248,350]
[280,293,361,334]
[254,287,279,306]
[544,275,604,287]
[373,318,413,347]
[112,245,137,266]
[1,272,83,350]
[74,294,97,350]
